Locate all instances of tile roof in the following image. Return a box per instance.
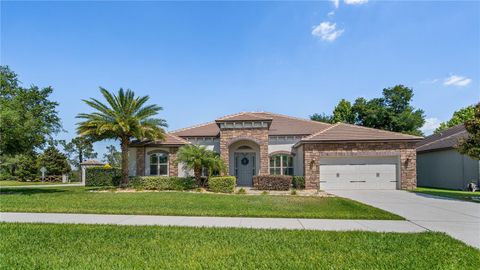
[416,124,468,153]
[299,123,423,143]
[172,112,332,137]
[80,159,105,165]
[130,133,190,146]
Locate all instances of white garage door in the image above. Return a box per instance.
[320,157,398,190]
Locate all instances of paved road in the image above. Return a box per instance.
[0,212,425,232]
[328,190,480,248]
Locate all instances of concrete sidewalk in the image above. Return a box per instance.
[0,212,426,233]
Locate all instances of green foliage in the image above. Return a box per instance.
[292,176,305,189]
[253,175,292,191]
[103,145,122,167]
[236,188,247,195]
[457,103,480,160]
[310,113,334,123]
[38,146,71,175]
[0,66,62,156]
[85,166,121,187]
[435,105,476,134]
[176,145,227,185]
[290,189,298,195]
[60,137,97,168]
[208,176,236,193]
[16,154,39,181]
[128,176,195,191]
[77,88,167,186]
[311,85,425,135]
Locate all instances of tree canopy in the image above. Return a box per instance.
[435,105,475,134]
[457,103,480,160]
[310,85,425,136]
[60,137,98,168]
[0,66,62,156]
[38,145,71,175]
[103,145,122,168]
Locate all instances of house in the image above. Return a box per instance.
[128,112,422,190]
[417,124,480,190]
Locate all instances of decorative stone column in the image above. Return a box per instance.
[168,147,178,177]
[136,147,145,176]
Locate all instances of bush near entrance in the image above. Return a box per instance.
[292,176,305,189]
[208,176,236,193]
[129,176,195,191]
[253,175,292,191]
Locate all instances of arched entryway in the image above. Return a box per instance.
[228,140,260,186]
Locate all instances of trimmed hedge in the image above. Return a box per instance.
[208,176,236,193]
[253,175,292,191]
[85,166,121,187]
[292,176,305,189]
[128,176,196,191]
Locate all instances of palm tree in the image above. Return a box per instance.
[176,145,226,186]
[77,88,166,186]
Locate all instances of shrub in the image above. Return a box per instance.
[290,189,298,195]
[292,176,305,189]
[236,188,247,195]
[208,176,236,193]
[85,166,121,187]
[253,175,292,191]
[16,154,39,181]
[128,176,195,191]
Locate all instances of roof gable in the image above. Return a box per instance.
[416,124,467,152]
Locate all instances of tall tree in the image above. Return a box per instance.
[0,66,62,156]
[311,85,425,135]
[435,105,475,134]
[60,137,97,168]
[457,103,480,160]
[77,88,167,186]
[103,145,122,167]
[38,145,71,175]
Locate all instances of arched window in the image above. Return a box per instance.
[149,152,169,176]
[269,154,293,176]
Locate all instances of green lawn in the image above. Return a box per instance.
[413,187,480,203]
[0,180,68,187]
[1,223,478,269]
[0,186,401,219]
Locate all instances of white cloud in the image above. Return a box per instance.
[331,0,340,9]
[344,0,368,5]
[443,75,472,87]
[312,22,344,42]
[328,10,335,17]
[421,117,442,135]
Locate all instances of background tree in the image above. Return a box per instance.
[435,105,475,134]
[311,85,425,135]
[16,154,39,181]
[0,66,62,156]
[60,137,97,168]
[309,113,334,123]
[103,145,122,167]
[77,88,167,186]
[176,145,226,186]
[457,103,480,160]
[38,145,71,175]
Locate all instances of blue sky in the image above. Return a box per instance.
[1,1,479,158]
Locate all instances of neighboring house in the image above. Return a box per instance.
[417,124,480,190]
[129,112,421,190]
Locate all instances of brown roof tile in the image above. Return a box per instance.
[416,124,468,153]
[130,133,190,146]
[300,123,423,143]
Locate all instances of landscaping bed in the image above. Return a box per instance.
[0,186,401,219]
[1,223,478,270]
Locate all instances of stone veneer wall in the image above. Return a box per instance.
[135,146,179,177]
[219,128,269,175]
[303,142,417,190]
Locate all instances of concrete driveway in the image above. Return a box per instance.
[328,190,480,248]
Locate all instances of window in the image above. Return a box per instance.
[269,154,293,176]
[149,152,168,176]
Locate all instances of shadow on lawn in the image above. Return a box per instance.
[0,188,67,196]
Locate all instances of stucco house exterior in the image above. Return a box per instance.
[417,124,480,190]
[128,112,422,190]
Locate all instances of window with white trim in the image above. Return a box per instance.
[149,152,169,176]
[269,154,293,176]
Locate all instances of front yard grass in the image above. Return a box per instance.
[0,186,402,219]
[1,223,478,269]
[413,187,480,203]
[0,180,67,187]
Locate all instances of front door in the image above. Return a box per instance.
[234,152,256,186]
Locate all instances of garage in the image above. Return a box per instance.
[319,157,399,190]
